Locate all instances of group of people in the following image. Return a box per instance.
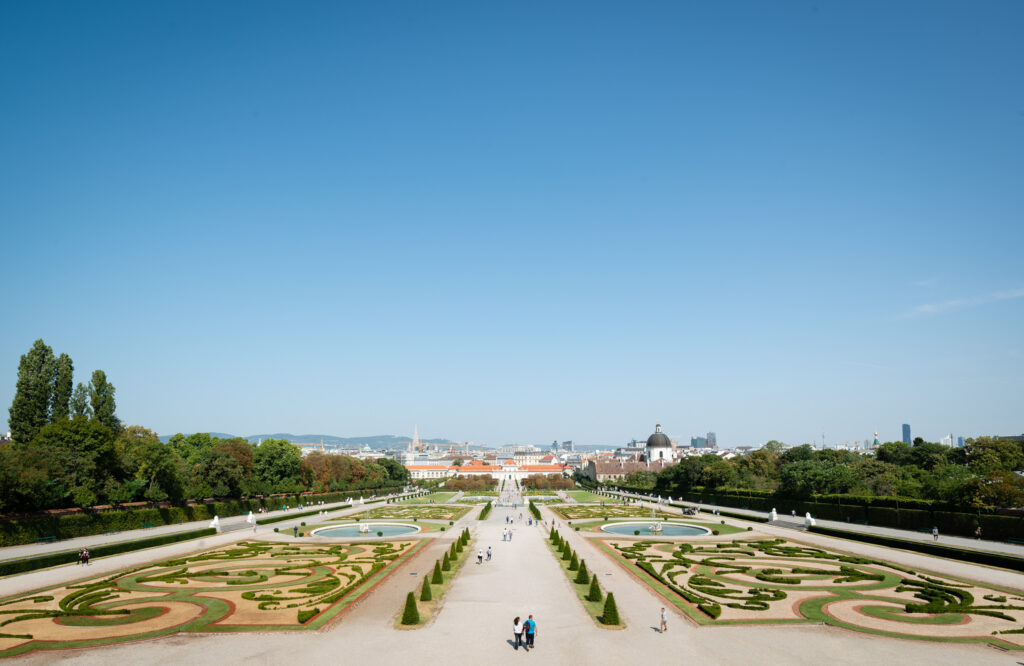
[76,548,90,565]
[477,547,493,564]
[512,615,537,650]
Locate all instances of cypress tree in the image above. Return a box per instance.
[587,577,602,602]
[569,552,579,571]
[8,339,55,444]
[432,561,443,584]
[442,552,451,571]
[575,560,589,584]
[88,369,120,433]
[50,353,73,422]
[420,579,432,601]
[70,382,91,419]
[401,592,420,625]
[601,592,620,625]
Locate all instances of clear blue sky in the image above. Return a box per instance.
[1,1,1021,447]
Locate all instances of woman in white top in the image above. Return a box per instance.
[513,617,524,650]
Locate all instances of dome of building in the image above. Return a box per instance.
[646,423,672,449]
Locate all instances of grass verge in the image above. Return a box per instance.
[395,530,474,628]
[547,531,623,629]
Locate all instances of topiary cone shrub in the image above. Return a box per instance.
[600,592,620,625]
[420,579,432,601]
[561,544,572,561]
[587,577,603,602]
[401,592,420,625]
[569,552,579,570]
[575,561,589,584]
[442,552,451,571]
[432,561,443,584]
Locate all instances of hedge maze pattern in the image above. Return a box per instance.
[0,540,420,657]
[601,537,1024,649]
[348,506,470,521]
[549,505,676,521]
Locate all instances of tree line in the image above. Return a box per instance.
[1,339,408,514]
[616,438,1024,509]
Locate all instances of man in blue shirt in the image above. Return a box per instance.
[524,615,537,649]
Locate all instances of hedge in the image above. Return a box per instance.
[0,528,217,577]
[807,525,1024,572]
[0,489,402,546]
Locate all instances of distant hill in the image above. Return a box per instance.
[158,432,455,449]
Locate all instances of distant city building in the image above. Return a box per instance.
[957,436,965,448]
[902,424,911,445]
[691,436,707,449]
[706,432,717,449]
[646,423,674,461]
[940,433,953,447]
[561,440,574,452]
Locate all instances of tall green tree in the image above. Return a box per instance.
[8,339,56,444]
[70,382,91,419]
[50,353,74,422]
[88,369,121,433]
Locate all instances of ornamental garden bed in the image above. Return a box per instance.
[0,539,425,658]
[593,536,1024,650]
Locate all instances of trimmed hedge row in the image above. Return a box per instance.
[0,528,217,577]
[0,488,401,547]
[807,525,1024,573]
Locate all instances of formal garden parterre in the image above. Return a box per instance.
[549,505,676,521]
[340,505,471,522]
[595,536,1024,650]
[0,539,424,657]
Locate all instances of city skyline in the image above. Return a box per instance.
[2,3,1022,445]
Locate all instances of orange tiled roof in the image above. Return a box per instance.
[404,465,449,470]
[452,465,501,472]
[520,464,564,472]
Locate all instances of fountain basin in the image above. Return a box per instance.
[310,522,421,538]
[599,522,711,537]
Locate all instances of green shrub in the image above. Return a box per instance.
[600,592,620,625]
[569,552,579,570]
[575,561,589,584]
[297,608,319,624]
[401,592,420,625]
[442,552,451,571]
[432,560,443,584]
[587,577,603,602]
[420,579,432,601]
[712,530,720,535]
[377,531,383,537]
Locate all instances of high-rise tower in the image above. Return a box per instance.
[902,424,911,445]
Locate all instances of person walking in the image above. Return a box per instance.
[82,548,90,565]
[477,549,483,565]
[525,614,537,649]
[512,617,524,650]
[486,546,492,561]
[932,526,939,541]
[660,607,668,633]
[975,526,983,540]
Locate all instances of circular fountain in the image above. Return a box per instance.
[310,523,422,538]
[599,522,711,537]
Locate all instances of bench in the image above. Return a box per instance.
[36,536,58,544]
[102,529,119,535]
[140,523,155,529]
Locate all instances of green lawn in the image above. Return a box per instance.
[402,492,457,504]
[566,490,607,503]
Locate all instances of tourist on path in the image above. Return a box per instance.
[512,617,524,650]
[487,546,492,561]
[525,615,537,649]
[477,550,483,565]
[975,526,983,540]
[660,607,667,633]
[932,526,939,541]
[82,548,90,565]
